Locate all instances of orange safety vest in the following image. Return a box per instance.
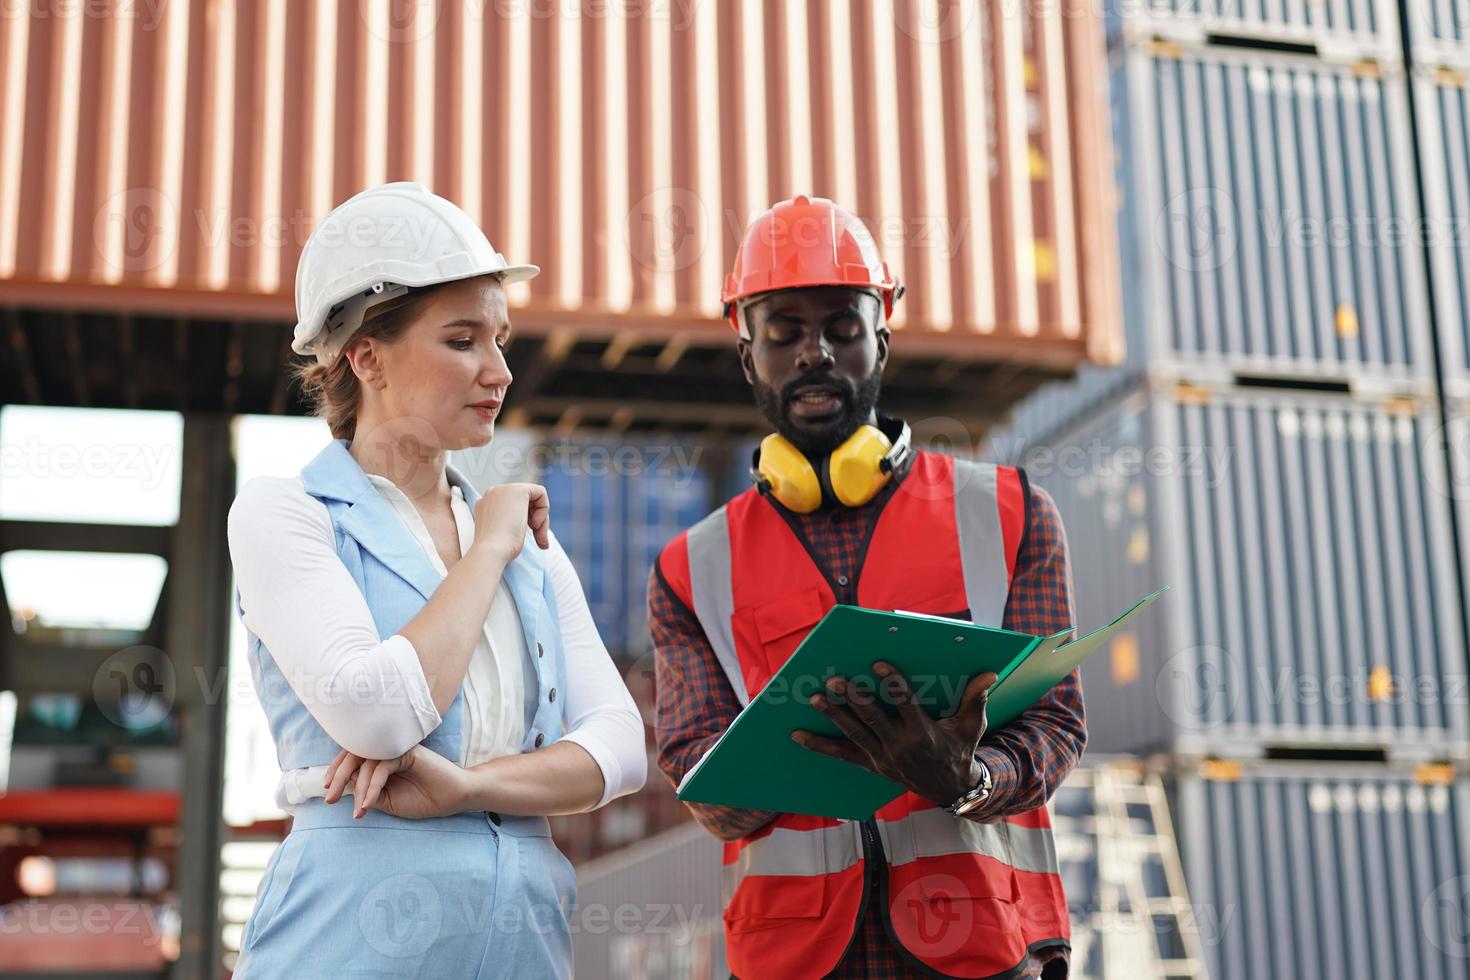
[659,451,1070,979]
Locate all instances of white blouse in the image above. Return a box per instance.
[227,472,647,814]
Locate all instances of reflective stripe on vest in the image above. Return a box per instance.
[882,808,1060,876]
[722,823,862,904]
[686,505,748,705]
[722,810,1060,899]
[953,457,1011,627]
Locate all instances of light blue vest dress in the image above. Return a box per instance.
[232,438,576,979]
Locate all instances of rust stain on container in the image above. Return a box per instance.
[0,0,1120,363]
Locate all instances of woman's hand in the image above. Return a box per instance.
[472,483,551,561]
[323,746,471,820]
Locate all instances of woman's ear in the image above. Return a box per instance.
[344,338,386,389]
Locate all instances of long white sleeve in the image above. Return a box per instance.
[543,531,649,809]
[226,476,443,760]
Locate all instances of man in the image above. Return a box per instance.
[649,195,1084,979]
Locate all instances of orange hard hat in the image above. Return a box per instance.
[721,195,904,336]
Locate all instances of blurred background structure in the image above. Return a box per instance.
[0,0,1467,978]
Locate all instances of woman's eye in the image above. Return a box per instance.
[449,339,474,351]
[496,337,511,351]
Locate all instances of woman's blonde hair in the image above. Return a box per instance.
[289,282,455,442]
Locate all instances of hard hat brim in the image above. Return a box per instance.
[291,262,542,356]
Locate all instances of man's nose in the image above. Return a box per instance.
[795,329,836,372]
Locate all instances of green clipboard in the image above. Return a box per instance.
[676,586,1168,820]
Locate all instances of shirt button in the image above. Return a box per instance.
[537,642,544,658]
[549,687,557,703]
[535,733,545,748]
[837,575,849,586]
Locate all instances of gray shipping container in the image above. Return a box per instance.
[1174,760,1470,980]
[540,436,712,657]
[1110,44,1433,391]
[1107,0,1399,61]
[1404,0,1470,69]
[1001,380,1468,756]
[1413,68,1470,399]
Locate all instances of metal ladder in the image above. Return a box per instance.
[1052,761,1209,979]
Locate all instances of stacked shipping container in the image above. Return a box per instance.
[994,380,1468,759]
[988,0,1470,975]
[1173,759,1470,980]
[539,436,711,659]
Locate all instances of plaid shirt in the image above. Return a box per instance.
[649,454,1084,979]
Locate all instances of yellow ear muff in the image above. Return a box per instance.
[828,424,894,507]
[756,433,824,513]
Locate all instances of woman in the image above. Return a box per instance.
[226,182,647,977]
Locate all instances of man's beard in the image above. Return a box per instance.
[752,365,884,459]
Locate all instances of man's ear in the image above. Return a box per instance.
[737,338,756,386]
[875,326,890,374]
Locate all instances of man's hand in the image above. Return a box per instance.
[792,662,996,807]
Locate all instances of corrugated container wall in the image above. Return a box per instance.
[992,381,1469,756]
[1413,68,1470,399]
[1405,0,1470,69]
[1109,43,1433,392]
[1436,401,1470,688]
[1174,762,1470,980]
[1106,0,1399,60]
[0,0,1120,360]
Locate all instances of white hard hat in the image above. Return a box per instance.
[291,181,539,366]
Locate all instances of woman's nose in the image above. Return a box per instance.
[482,345,513,387]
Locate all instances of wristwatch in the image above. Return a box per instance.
[945,760,994,816]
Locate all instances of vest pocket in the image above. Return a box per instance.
[740,587,830,684]
[722,827,832,932]
[889,858,1025,971]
